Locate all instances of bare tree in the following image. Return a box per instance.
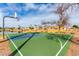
[54,3,76,30]
[42,4,79,31]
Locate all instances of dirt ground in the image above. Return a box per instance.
[67,31,79,56]
[0,38,11,56]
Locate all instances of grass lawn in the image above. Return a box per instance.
[8,32,72,56]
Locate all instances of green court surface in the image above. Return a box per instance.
[7,33,72,56]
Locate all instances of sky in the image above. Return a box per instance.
[0,3,79,27]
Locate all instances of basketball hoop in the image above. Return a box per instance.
[2,12,20,39]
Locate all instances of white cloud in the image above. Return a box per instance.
[19,13,59,27]
[24,3,56,13]
[4,18,19,27]
[24,3,39,11]
[38,4,57,13]
[39,4,48,11]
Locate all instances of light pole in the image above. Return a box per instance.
[3,16,19,39]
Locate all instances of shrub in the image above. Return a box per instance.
[46,33,72,40]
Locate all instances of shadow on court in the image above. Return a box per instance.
[9,33,36,56]
[0,33,27,43]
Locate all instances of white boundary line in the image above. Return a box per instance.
[7,34,23,56]
[56,35,72,56]
[58,38,63,49]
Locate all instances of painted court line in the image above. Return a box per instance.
[56,35,72,56]
[58,38,63,49]
[7,34,23,56]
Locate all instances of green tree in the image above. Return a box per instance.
[72,25,79,28]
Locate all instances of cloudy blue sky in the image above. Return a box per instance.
[0,3,79,27]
